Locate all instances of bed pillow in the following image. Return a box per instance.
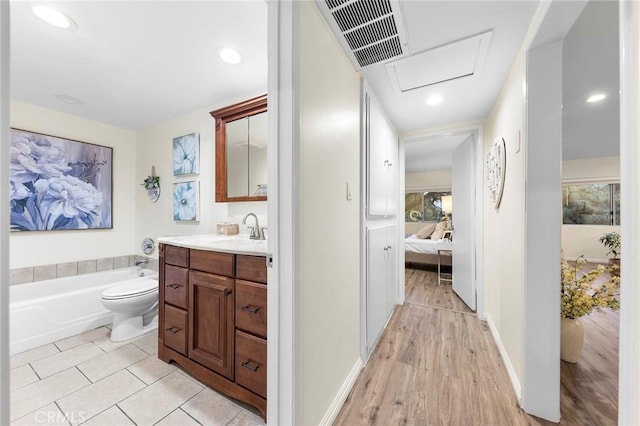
[415,223,436,239]
[430,221,447,240]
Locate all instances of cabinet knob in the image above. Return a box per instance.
[167,283,181,289]
[165,326,181,334]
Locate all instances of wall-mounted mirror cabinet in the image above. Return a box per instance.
[210,95,267,202]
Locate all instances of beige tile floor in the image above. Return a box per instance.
[10,327,265,426]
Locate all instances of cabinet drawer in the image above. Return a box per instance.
[165,245,189,267]
[236,255,267,284]
[190,249,234,277]
[164,265,188,309]
[235,280,267,338]
[235,330,267,398]
[164,304,188,355]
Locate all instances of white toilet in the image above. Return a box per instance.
[101,277,159,342]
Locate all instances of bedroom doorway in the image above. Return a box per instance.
[400,124,484,315]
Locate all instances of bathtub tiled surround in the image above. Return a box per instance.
[9,255,158,286]
[10,328,264,425]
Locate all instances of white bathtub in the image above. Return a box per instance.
[10,267,158,355]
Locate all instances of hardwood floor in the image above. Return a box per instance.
[559,309,618,425]
[335,267,619,425]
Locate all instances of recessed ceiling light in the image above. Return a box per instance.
[585,93,607,103]
[218,48,243,65]
[54,94,83,105]
[426,95,443,106]
[32,5,76,30]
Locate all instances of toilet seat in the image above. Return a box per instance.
[102,279,158,300]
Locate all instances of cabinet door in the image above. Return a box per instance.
[366,226,389,350]
[367,95,389,216]
[385,225,398,318]
[366,94,398,217]
[188,270,235,380]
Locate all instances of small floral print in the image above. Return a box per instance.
[173,133,199,176]
[173,182,198,221]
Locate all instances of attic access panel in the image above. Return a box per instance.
[386,30,493,92]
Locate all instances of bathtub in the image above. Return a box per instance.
[10,267,158,355]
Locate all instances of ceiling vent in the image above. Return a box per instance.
[321,0,408,68]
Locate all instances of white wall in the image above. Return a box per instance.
[296,2,361,424]
[561,156,620,262]
[134,96,267,258]
[405,169,451,191]
[483,39,526,396]
[10,100,137,268]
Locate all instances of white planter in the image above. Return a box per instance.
[561,317,584,363]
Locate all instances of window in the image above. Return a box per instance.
[562,183,620,225]
[405,191,451,222]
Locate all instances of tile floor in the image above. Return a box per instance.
[10,327,264,425]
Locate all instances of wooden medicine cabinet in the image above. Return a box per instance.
[210,95,267,202]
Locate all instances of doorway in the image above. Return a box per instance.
[400,125,484,316]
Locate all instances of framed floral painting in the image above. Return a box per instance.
[173,133,199,176]
[173,181,199,221]
[10,129,113,231]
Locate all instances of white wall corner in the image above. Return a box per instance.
[486,314,522,402]
[319,357,363,426]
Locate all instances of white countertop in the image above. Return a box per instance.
[157,234,268,256]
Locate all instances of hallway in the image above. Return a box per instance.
[335,268,545,425]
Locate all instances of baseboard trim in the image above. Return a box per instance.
[485,313,522,401]
[319,357,364,426]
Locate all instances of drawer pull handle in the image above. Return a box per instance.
[166,326,181,334]
[241,305,260,314]
[167,283,181,289]
[241,360,260,372]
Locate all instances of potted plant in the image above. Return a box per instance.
[599,231,621,276]
[142,174,160,203]
[560,255,619,362]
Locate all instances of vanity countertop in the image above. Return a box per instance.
[157,234,268,256]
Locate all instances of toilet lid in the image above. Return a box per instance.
[102,278,158,300]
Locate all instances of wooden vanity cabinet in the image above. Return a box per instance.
[158,244,267,419]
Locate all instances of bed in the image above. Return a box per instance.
[405,222,452,267]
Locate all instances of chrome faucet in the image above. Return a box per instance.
[135,258,149,267]
[135,258,149,277]
[242,213,264,240]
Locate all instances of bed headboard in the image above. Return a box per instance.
[405,221,438,235]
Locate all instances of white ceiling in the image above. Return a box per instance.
[10,0,618,168]
[10,1,268,130]
[359,1,539,134]
[562,0,619,160]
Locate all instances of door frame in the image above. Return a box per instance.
[399,123,485,318]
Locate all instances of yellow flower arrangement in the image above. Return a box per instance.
[561,256,620,319]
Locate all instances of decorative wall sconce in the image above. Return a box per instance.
[142,166,160,203]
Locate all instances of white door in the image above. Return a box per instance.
[366,225,389,349]
[451,137,476,310]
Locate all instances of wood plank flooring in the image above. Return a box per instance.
[335,267,619,425]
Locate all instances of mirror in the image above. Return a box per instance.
[210,95,267,202]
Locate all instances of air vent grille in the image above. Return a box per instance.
[324,0,404,67]
[354,36,403,67]
[344,15,397,50]
[325,0,351,10]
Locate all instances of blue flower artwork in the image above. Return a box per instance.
[173,181,198,221]
[10,129,113,232]
[173,133,199,176]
